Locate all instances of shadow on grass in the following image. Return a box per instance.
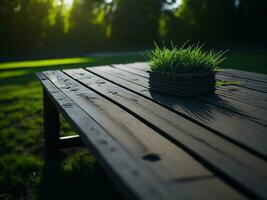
[38,150,123,200]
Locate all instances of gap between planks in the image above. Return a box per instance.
[63,68,267,199]
[41,70,249,200]
[87,65,267,160]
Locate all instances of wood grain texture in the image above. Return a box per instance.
[40,70,246,199]
[118,62,267,83]
[42,70,211,181]
[37,65,267,199]
[70,68,267,199]
[114,62,267,101]
[216,74,267,93]
[88,66,267,158]
[197,92,267,126]
[221,69,267,83]
[36,72,175,200]
[109,64,267,129]
[43,89,60,154]
[122,64,267,122]
[169,178,247,200]
[215,86,267,110]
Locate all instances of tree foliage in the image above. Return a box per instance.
[111,0,162,48]
[0,0,266,55]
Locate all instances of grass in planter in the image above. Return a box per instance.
[146,43,227,74]
[216,80,240,87]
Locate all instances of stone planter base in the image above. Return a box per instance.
[148,71,216,98]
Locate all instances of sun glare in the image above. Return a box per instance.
[55,0,74,7]
[64,0,74,7]
[55,0,62,6]
[164,0,182,10]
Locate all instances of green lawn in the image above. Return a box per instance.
[0,50,266,200]
[222,49,267,74]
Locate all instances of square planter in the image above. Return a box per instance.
[148,70,216,98]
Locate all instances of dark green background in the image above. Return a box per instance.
[1,0,266,57]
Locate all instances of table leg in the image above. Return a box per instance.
[43,89,60,155]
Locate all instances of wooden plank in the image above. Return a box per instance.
[36,72,175,200]
[43,89,60,154]
[118,63,267,85]
[216,74,267,93]
[89,66,267,158]
[118,62,267,111]
[42,70,210,181]
[221,69,267,83]
[111,64,267,125]
[59,135,83,149]
[69,68,267,199]
[125,62,149,71]
[42,70,246,199]
[170,178,248,200]
[197,92,267,126]
[114,63,267,101]
[215,86,267,110]
[112,64,267,123]
[113,63,150,78]
[129,63,267,84]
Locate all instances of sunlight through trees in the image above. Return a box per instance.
[0,0,266,55]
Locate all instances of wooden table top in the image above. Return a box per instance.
[37,62,267,200]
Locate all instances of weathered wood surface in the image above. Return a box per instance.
[43,70,212,182]
[37,63,267,200]
[124,63,267,107]
[37,73,176,200]
[123,62,267,83]
[59,135,83,149]
[66,68,267,197]
[43,84,60,154]
[220,69,267,83]
[88,66,267,158]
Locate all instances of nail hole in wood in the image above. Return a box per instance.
[142,153,161,162]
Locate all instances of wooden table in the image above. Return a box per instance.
[36,62,267,200]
